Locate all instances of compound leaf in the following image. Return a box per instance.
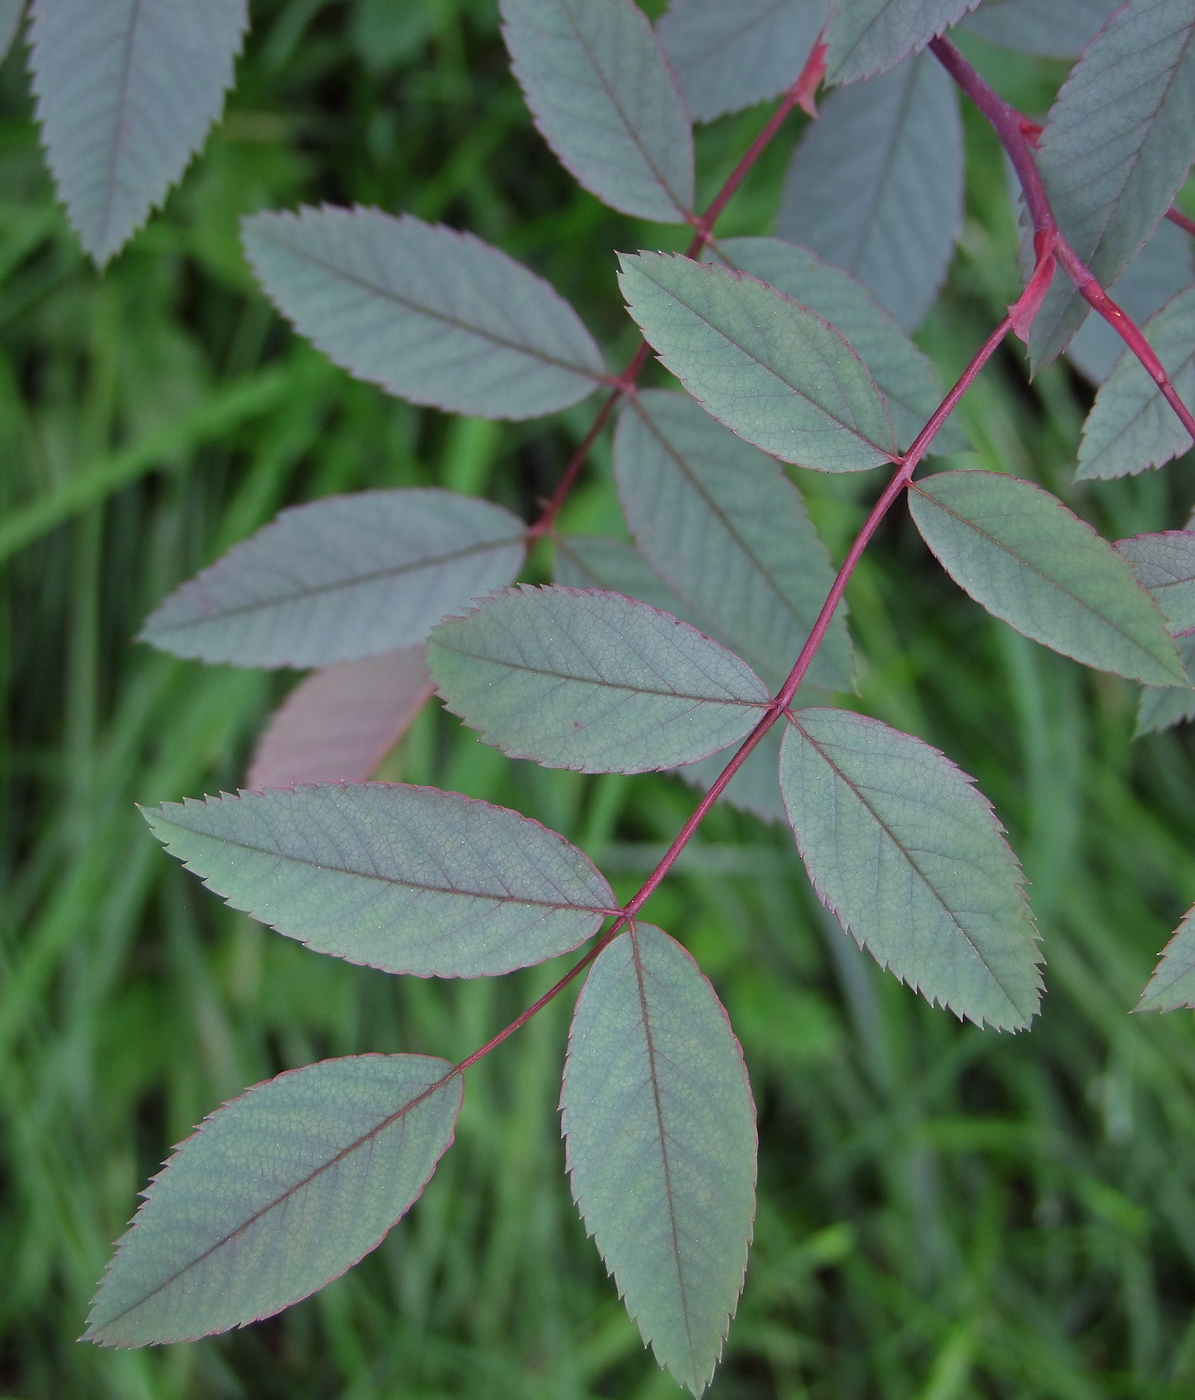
[825,0,982,84]
[243,207,605,420]
[779,709,1042,1029]
[1116,532,1195,631]
[85,1054,462,1345]
[562,922,756,1396]
[1030,0,1195,370]
[500,0,694,223]
[247,648,434,790]
[657,0,826,123]
[554,534,695,617]
[962,0,1122,58]
[618,253,897,471]
[715,236,966,451]
[30,0,248,265]
[1137,905,1195,1010]
[141,489,526,669]
[777,52,963,330]
[1137,634,1195,734]
[428,585,770,773]
[908,470,1187,686]
[614,389,852,693]
[1077,287,1195,478]
[145,784,614,977]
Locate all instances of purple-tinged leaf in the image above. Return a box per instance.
[715,236,967,451]
[1115,532,1195,631]
[1137,904,1195,1009]
[1067,218,1194,385]
[562,922,756,1396]
[825,0,982,84]
[247,648,434,790]
[243,207,606,420]
[777,53,962,329]
[141,490,526,669]
[908,470,1187,686]
[780,709,1042,1029]
[1136,634,1195,734]
[618,253,897,471]
[428,586,770,774]
[85,1054,462,1345]
[961,0,1121,58]
[1030,0,1195,370]
[500,0,694,223]
[30,0,248,265]
[145,784,614,977]
[657,0,827,123]
[615,389,852,693]
[1077,287,1195,478]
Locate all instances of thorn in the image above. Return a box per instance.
[1008,236,1056,344]
[1018,116,1043,148]
[794,38,827,119]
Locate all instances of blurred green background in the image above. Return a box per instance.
[4,2,1195,1395]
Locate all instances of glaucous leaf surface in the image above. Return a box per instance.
[500,0,694,223]
[777,53,962,330]
[1030,0,1195,369]
[779,709,1042,1028]
[428,586,771,773]
[1115,532,1195,632]
[562,922,756,1396]
[554,534,695,617]
[1066,217,1194,384]
[1077,287,1195,478]
[678,730,789,825]
[247,648,434,790]
[1137,905,1195,1010]
[618,253,897,471]
[657,0,826,123]
[243,207,606,419]
[29,0,247,265]
[86,1055,462,1345]
[908,470,1187,685]
[1136,634,1195,734]
[145,784,614,977]
[0,0,23,62]
[714,236,966,452]
[615,389,852,693]
[825,0,982,83]
[140,489,526,669]
[962,0,1121,58]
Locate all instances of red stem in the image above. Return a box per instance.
[1167,207,1195,238]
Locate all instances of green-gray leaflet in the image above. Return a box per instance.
[141,489,526,669]
[908,470,1187,686]
[714,236,965,450]
[86,1055,462,1345]
[1116,532,1195,632]
[243,207,606,420]
[1029,0,1195,370]
[145,784,614,978]
[1078,287,1195,478]
[428,586,771,774]
[1137,904,1195,1010]
[776,53,963,331]
[1136,634,1195,735]
[500,0,694,223]
[618,253,897,472]
[561,923,756,1396]
[0,0,22,64]
[614,389,852,694]
[825,0,983,83]
[779,709,1042,1029]
[30,0,248,264]
[961,0,1122,58]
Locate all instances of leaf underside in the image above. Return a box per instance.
[779,708,1042,1029]
[562,923,757,1396]
[825,0,983,85]
[86,1054,462,1346]
[243,206,606,420]
[428,585,771,773]
[1030,0,1195,370]
[30,0,248,264]
[1136,633,1195,735]
[145,783,614,978]
[618,252,897,471]
[140,489,527,669]
[1137,904,1195,1010]
[0,0,23,64]
[1115,531,1195,632]
[960,0,1121,58]
[777,52,963,331]
[908,470,1187,686]
[500,0,694,222]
